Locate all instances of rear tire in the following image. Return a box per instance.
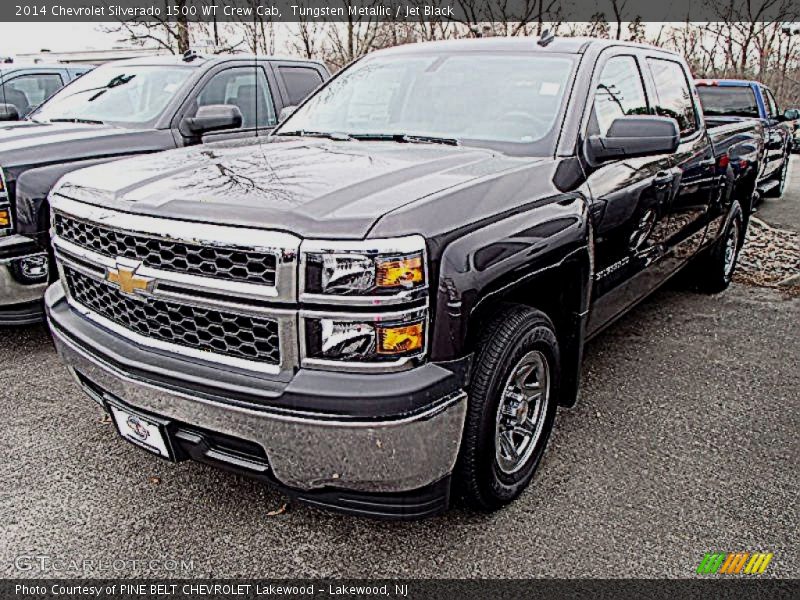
[764,152,789,198]
[689,201,744,294]
[455,304,560,511]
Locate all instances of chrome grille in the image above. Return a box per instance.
[63,266,281,365]
[54,213,278,286]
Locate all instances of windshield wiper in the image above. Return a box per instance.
[55,74,138,103]
[276,130,352,141]
[350,133,459,146]
[400,134,459,146]
[49,118,104,125]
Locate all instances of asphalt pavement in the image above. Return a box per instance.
[1,161,798,579]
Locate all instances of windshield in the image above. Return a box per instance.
[31,65,195,126]
[697,86,760,118]
[276,52,577,155]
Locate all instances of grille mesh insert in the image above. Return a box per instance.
[54,213,277,286]
[64,267,281,365]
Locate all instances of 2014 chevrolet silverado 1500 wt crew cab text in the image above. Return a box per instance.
[44,37,761,519]
[0,53,329,325]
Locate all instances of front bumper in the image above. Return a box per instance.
[0,235,48,324]
[46,283,468,519]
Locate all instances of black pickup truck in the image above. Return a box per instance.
[0,53,328,324]
[45,38,761,519]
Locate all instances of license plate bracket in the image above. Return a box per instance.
[106,398,177,462]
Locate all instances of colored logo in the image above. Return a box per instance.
[106,260,153,296]
[697,552,773,575]
[126,415,150,441]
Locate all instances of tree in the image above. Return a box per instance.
[320,1,390,70]
[452,0,557,37]
[102,0,191,54]
[102,0,250,55]
[288,1,325,60]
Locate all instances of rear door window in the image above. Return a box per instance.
[696,86,759,118]
[646,58,698,137]
[278,66,324,106]
[763,88,779,118]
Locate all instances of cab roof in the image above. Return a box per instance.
[373,36,682,57]
[101,53,325,69]
[695,79,762,87]
[0,63,81,71]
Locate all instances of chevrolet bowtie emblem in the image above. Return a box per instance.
[107,261,153,295]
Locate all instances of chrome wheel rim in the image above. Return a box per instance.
[723,220,739,279]
[495,350,550,474]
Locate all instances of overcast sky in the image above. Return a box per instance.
[0,21,686,57]
[0,23,121,54]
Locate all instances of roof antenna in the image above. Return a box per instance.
[537,29,555,47]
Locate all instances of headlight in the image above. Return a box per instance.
[0,169,10,236]
[300,235,427,303]
[299,236,429,371]
[0,203,9,229]
[302,308,427,368]
[0,202,10,237]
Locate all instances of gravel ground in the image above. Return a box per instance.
[756,158,800,232]
[735,156,800,291]
[1,162,798,580]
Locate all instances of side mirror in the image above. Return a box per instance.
[183,104,242,135]
[587,116,680,162]
[0,103,20,121]
[782,108,799,121]
[278,105,297,123]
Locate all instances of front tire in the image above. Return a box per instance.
[455,305,560,511]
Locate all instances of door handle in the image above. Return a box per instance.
[698,158,716,168]
[654,171,673,186]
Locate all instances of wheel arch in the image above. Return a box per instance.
[464,243,592,408]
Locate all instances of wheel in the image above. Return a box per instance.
[764,151,789,197]
[690,201,743,293]
[455,304,560,511]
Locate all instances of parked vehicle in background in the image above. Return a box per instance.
[0,63,92,120]
[0,53,329,325]
[46,38,760,519]
[695,79,796,198]
[791,118,800,154]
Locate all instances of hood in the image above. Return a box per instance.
[0,120,167,174]
[55,137,527,238]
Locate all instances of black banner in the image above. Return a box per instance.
[1,580,799,600]
[3,0,800,23]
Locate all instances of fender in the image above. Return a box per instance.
[432,193,593,407]
[14,156,148,242]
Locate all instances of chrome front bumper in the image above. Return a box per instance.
[48,291,467,496]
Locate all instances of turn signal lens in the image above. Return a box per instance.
[377,322,424,355]
[304,312,427,365]
[0,208,8,227]
[376,255,424,288]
